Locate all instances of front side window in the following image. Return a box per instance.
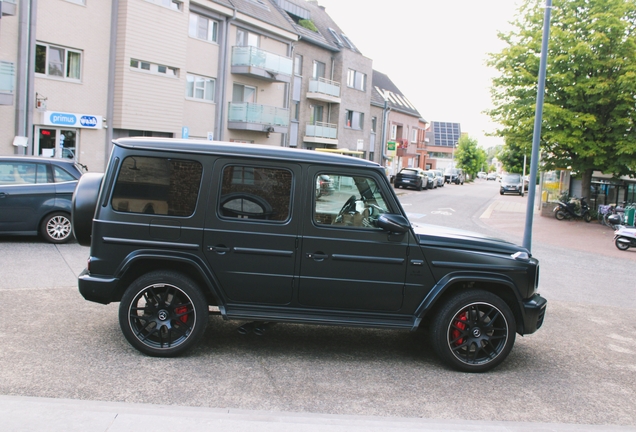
[219,165,292,222]
[111,157,202,216]
[314,174,389,229]
[35,43,82,80]
[189,13,218,42]
[186,74,215,101]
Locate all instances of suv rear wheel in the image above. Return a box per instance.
[119,271,208,357]
[431,290,516,372]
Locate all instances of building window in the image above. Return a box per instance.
[189,13,218,42]
[130,59,179,77]
[237,29,259,47]
[347,69,366,91]
[186,74,215,102]
[345,110,364,130]
[293,101,300,121]
[310,105,323,124]
[411,129,418,143]
[35,43,82,81]
[390,124,397,140]
[371,116,377,133]
[145,0,183,11]
[328,28,343,46]
[232,83,256,103]
[341,34,356,51]
[312,60,325,79]
[294,54,303,76]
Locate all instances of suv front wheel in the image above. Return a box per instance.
[119,271,208,357]
[431,290,516,373]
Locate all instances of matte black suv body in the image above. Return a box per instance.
[73,138,546,372]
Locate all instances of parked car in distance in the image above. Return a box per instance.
[432,170,445,187]
[423,170,437,189]
[500,173,524,196]
[0,156,84,243]
[477,171,487,179]
[316,174,335,198]
[394,167,426,191]
[444,167,464,185]
[72,138,547,373]
[486,172,497,181]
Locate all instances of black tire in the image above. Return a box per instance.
[499,191,504,195]
[584,213,592,223]
[40,212,72,243]
[72,172,104,246]
[615,237,630,251]
[555,210,566,221]
[431,290,516,373]
[119,271,208,357]
[417,181,423,191]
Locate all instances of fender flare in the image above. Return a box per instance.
[113,250,227,310]
[413,271,523,328]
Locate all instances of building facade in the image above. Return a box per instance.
[1,0,422,173]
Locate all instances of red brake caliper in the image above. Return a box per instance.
[451,312,468,346]
[175,306,189,324]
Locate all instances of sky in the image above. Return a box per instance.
[313,0,523,149]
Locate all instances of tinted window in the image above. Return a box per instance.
[112,157,202,216]
[314,174,389,229]
[219,165,292,222]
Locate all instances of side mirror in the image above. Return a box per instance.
[377,214,410,234]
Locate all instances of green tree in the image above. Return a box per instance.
[488,0,636,199]
[454,135,487,180]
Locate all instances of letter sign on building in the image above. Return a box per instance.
[42,111,103,129]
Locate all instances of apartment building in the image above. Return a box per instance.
[370,70,423,176]
[1,0,422,172]
[273,0,373,160]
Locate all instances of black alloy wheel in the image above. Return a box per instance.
[555,210,566,221]
[431,290,516,373]
[119,271,208,357]
[40,212,72,243]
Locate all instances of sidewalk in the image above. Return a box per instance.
[2,395,634,432]
[478,194,636,260]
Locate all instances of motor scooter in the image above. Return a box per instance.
[554,197,592,222]
[614,225,636,251]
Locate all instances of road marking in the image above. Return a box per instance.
[430,211,453,216]
[480,202,496,219]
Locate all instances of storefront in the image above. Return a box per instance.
[34,111,103,160]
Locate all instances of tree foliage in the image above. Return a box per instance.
[487,0,636,196]
[454,135,487,180]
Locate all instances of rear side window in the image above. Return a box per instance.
[111,156,202,216]
[53,166,76,183]
[218,165,292,222]
[0,162,37,184]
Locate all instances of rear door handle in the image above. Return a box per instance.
[306,252,328,261]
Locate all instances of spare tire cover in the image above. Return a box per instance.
[72,173,104,246]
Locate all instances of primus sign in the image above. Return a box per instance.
[42,111,103,129]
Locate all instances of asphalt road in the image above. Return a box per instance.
[0,180,634,427]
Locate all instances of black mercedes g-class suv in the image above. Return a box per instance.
[73,138,546,372]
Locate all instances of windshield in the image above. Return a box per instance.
[503,174,521,183]
[444,168,458,174]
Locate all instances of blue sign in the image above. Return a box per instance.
[182,127,189,139]
[49,112,77,126]
[80,116,98,127]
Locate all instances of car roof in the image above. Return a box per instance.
[0,155,76,165]
[114,138,381,168]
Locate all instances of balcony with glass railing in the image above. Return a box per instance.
[304,122,338,146]
[306,78,341,104]
[1,0,17,16]
[227,102,290,134]
[0,60,15,105]
[231,46,293,83]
